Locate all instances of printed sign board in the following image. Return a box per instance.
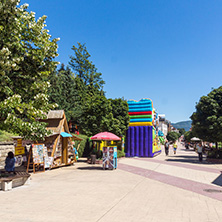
[32,144,44,164]
[32,144,51,168]
[15,139,25,156]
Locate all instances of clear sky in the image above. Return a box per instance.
[20,0,222,123]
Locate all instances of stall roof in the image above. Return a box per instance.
[47,110,64,119]
[72,135,83,141]
[60,132,72,137]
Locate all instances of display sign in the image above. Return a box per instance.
[15,138,25,156]
[32,144,51,168]
[32,144,44,164]
[102,146,117,169]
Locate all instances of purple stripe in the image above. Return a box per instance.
[118,163,222,201]
[136,158,221,174]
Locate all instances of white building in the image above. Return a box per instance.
[158,114,168,136]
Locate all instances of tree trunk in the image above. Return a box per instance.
[216,142,218,149]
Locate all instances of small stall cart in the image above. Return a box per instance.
[102,146,117,170]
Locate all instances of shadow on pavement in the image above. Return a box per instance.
[77,159,88,163]
[212,173,222,187]
[180,149,195,152]
[165,157,215,165]
[77,166,103,170]
[171,155,199,159]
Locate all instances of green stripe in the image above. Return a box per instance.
[130,115,152,119]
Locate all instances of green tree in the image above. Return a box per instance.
[0,1,59,140]
[67,43,129,137]
[69,42,105,93]
[109,98,129,136]
[78,96,129,137]
[77,94,113,136]
[184,131,194,142]
[178,128,186,136]
[166,131,180,142]
[191,86,222,147]
[48,64,78,120]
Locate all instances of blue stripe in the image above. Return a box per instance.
[130,118,152,122]
[128,105,153,109]
[128,101,152,105]
[128,108,153,112]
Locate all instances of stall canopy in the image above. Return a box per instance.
[60,132,72,137]
[191,137,201,141]
[90,132,121,141]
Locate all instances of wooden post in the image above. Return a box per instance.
[26,147,32,173]
[62,137,68,165]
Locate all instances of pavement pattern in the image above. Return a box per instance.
[1,143,222,222]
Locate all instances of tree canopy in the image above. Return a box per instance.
[49,43,129,137]
[69,42,105,93]
[178,128,186,136]
[0,1,59,140]
[184,131,194,142]
[166,131,180,142]
[191,86,222,144]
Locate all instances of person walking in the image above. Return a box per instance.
[164,140,170,156]
[197,142,203,162]
[173,141,177,154]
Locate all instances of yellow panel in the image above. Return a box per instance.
[129,122,152,126]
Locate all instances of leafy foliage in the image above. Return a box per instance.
[178,128,186,136]
[48,64,78,120]
[166,131,180,142]
[76,95,129,136]
[184,131,194,142]
[0,130,16,142]
[191,86,222,143]
[67,43,129,136]
[69,42,105,91]
[109,98,130,136]
[74,134,89,158]
[117,149,125,158]
[0,1,59,140]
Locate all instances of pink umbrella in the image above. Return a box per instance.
[90,132,121,141]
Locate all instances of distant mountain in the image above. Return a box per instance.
[171,120,192,132]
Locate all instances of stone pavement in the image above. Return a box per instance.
[1,143,222,222]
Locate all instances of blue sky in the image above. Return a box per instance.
[21,0,222,123]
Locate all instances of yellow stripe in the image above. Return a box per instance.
[129,122,152,126]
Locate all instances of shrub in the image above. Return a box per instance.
[0,130,15,142]
[117,150,125,158]
[74,134,89,158]
[207,149,222,159]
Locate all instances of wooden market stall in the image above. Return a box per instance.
[11,110,83,173]
[39,110,75,168]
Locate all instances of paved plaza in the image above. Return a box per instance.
[1,143,222,222]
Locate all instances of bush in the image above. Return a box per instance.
[207,149,222,159]
[74,134,89,158]
[0,130,15,142]
[117,150,125,158]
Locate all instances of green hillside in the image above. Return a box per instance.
[171,120,192,132]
